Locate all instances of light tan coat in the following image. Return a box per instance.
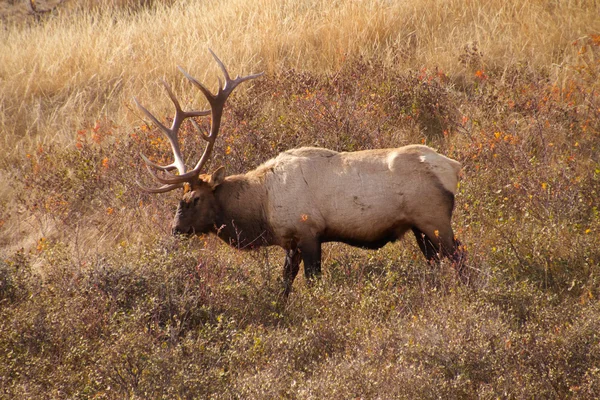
[176,144,464,295]
[254,145,460,248]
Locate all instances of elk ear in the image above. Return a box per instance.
[208,166,226,189]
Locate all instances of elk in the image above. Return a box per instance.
[136,51,466,296]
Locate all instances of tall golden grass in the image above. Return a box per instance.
[1,0,597,156]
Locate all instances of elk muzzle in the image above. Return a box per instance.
[172,225,193,236]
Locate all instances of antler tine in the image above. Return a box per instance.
[157,53,263,184]
[140,153,177,172]
[135,77,211,192]
[136,181,182,194]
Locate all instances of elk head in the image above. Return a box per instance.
[135,50,263,236]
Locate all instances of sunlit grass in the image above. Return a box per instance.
[1,0,598,154]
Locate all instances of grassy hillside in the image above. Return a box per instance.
[1,0,599,398]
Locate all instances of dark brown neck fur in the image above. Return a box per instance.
[211,174,273,249]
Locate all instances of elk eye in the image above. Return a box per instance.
[193,197,200,206]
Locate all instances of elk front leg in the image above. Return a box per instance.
[299,239,322,282]
[282,248,302,297]
[412,226,468,284]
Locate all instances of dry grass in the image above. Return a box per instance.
[1,0,599,398]
[1,0,597,154]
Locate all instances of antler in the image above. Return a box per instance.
[135,79,210,193]
[135,50,263,193]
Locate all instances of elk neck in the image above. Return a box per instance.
[211,173,273,249]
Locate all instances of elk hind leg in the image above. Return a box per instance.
[412,224,467,283]
[412,227,442,263]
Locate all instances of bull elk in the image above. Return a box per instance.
[136,50,466,296]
